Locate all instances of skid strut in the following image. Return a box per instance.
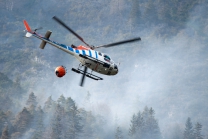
[72,68,103,81]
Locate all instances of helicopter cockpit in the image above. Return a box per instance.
[104,54,111,62]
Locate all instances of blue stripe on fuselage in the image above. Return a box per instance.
[60,44,67,49]
[82,50,86,56]
[95,51,98,59]
[68,47,73,52]
[89,50,92,57]
[76,49,79,54]
[59,44,74,52]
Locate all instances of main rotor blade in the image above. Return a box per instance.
[53,16,90,47]
[80,66,87,87]
[95,37,141,49]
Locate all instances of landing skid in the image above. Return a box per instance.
[72,68,103,81]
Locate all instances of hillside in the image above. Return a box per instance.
[0,0,208,138]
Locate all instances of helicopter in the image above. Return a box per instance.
[23,16,141,86]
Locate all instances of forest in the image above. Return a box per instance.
[0,0,208,138]
[0,71,206,138]
[0,85,205,139]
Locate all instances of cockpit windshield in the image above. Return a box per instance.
[114,64,118,69]
[104,54,111,62]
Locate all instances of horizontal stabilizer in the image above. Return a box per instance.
[39,31,52,49]
[39,41,47,49]
[25,32,32,38]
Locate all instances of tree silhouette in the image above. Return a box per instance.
[57,94,66,106]
[13,107,32,134]
[1,125,9,139]
[129,114,137,137]
[184,117,194,139]
[129,107,161,139]
[26,92,37,107]
[64,97,82,139]
[32,106,44,139]
[194,122,203,139]
[115,126,123,139]
[51,104,63,139]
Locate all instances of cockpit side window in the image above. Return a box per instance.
[104,54,111,62]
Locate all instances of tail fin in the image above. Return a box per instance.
[23,20,32,32]
[23,20,34,37]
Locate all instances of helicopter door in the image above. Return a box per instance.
[110,64,113,69]
[105,64,113,75]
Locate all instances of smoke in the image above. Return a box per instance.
[0,0,208,138]
[29,2,207,138]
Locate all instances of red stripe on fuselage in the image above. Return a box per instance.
[76,45,90,50]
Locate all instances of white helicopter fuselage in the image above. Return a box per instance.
[27,32,118,76]
[76,50,118,75]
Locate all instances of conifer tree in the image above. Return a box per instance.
[129,107,161,139]
[13,107,32,134]
[0,111,8,134]
[184,117,194,139]
[32,106,44,139]
[136,112,144,139]
[194,122,203,139]
[142,106,149,121]
[146,107,161,139]
[51,104,63,139]
[129,114,137,137]
[27,104,36,115]
[1,125,9,139]
[57,94,66,106]
[79,109,94,138]
[115,126,123,139]
[142,106,149,136]
[44,96,55,113]
[26,92,37,107]
[64,97,75,111]
[64,97,82,139]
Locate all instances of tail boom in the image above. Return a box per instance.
[23,20,75,56]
